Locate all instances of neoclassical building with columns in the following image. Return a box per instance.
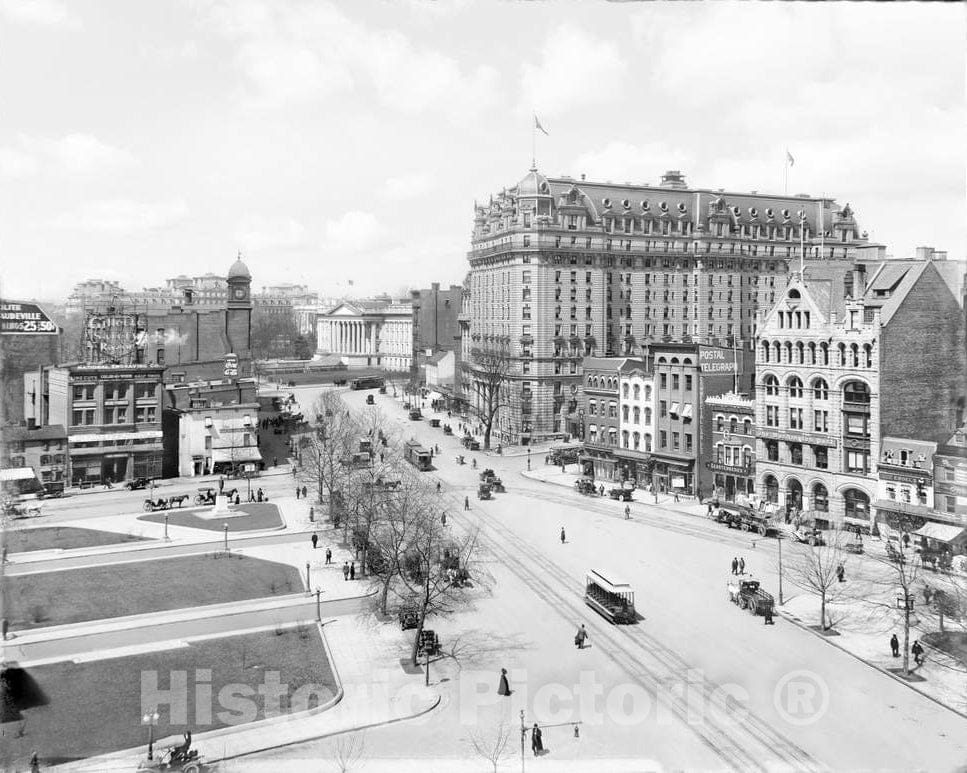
[315,298,414,372]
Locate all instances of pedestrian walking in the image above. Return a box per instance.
[343,562,350,581]
[301,485,307,499]
[890,633,900,658]
[464,496,470,511]
[311,532,318,549]
[436,481,441,494]
[731,557,739,575]
[296,487,301,499]
[497,668,511,696]
[379,452,384,463]
[912,640,924,666]
[673,492,680,503]
[309,506,314,521]
[349,561,356,580]
[325,547,332,565]
[273,456,278,467]
[441,512,447,527]
[575,624,588,649]
[764,606,774,625]
[707,502,713,517]
[738,557,746,575]
[560,527,566,544]
[624,504,631,519]
[234,493,240,505]
[836,564,845,582]
[531,724,544,756]
[257,488,264,502]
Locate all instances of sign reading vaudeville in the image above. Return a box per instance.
[698,346,736,374]
[0,300,58,335]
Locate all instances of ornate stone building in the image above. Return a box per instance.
[315,298,413,372]
[462,166,879,443]
[754,259,965,532]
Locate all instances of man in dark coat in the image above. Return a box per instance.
[497,668,511,696]
[349,562,356,580]
[890,633,900,657]
[343,562,350,581]
[296,487,301,499]
[311,532,318,549]
[302,486,307,499]
[325,547,332,565]
[560,527,566,544]
[464,496,470,511]
[575,624,588,649]
[731,557,739,575]
[912,639,924,666]
[531,724,543,755]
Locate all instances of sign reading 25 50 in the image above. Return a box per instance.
[0,301,59,335]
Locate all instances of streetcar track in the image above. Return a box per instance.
[448,490,825,773]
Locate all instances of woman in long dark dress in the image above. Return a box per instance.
[497,668,511,696]
[531,724,543,755]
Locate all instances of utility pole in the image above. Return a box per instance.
[519,709,526,773]
[777,533,784,605]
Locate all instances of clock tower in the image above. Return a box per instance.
[226,252,252,356]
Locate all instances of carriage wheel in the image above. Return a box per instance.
[143,501,152,512]
[182,763,201,773]
[749,602,757,615]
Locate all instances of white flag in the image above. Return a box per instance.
[786,150,795,167]
[535,115,549,136]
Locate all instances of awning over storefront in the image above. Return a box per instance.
[655,458,693,470]
[913,523,967,543]
[874,499,934,518]
[69,430,163,443]
[0,467,38,482]
[211,447,263,463]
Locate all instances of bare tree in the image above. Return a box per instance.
[327,732,367,773]
[468,720,515,773]
[467,345,512,450]
[785,531,849,631]
[300,392,356,527]
[867,541,924,677]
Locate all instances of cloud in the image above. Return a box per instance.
[520,24,625,115]
[572,142,697,186]
[322,210,385,254]
[49,198,188,233]
[383,172,434,200]
[0,0,78,27]
[235,215,307,251]
[0,133,137,178]
[200,1,498,119]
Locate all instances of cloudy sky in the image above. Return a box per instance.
[1,0,964,302]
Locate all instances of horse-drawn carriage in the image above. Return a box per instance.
[442,424,453,436]
[143,494,190,512]
[575,477,598,496]
[480,469,504,493]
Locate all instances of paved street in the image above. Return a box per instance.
[242,384,967,772]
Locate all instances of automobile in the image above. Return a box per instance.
[366,395,375,405]
[399,604,419,630]
[727,578,775,617]
[793,525,825,546]
[333,378,347,386]
[409,408,422,420]
[609,487,633,502]
[124,477,153,491]
[477,482,492,500]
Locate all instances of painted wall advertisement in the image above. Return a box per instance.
[698,346,738,374]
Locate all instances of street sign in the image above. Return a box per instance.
[0,300,58,335]
[224,353,239,377]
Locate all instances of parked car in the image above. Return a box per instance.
[125,477,153,491]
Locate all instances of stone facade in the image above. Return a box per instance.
[316,298,413,372]
[463,166,877,442]
[705,392,756,501]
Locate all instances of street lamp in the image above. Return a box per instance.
[142,709,159,760]
[315,587,322,621]
[305,562,311,593]
[776,532,785,606]
[164,513,169,541]
[223,522,229,552]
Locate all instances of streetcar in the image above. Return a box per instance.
[584,569,637,624]
[351,376,385,390]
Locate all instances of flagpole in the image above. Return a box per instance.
[784,156,789,196]
[800,212,805,276]
[819,193,825,260]
[532,117,536,170]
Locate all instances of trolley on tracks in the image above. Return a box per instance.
[584,569,637,624]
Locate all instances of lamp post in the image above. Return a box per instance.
[164,513,169,541]
[305,562,311,593]
[777,532,784,605]
[223,522,229,553]
[315,587,322,621]
[142,709,159,760]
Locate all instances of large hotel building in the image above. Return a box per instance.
[461,167,880,444]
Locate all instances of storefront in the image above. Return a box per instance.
[652,457,695,496]
[68,430,163,485]
[706,460,755,502]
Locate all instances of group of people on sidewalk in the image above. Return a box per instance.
[890,634,926,666]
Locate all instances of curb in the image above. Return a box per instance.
[776,608,967,722]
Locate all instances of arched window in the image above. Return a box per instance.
[633,384,640,400]
[850,343,859,368]
[813,483,829,512]
[717,414,725,431]
[788,376,804,398]
[761,341,771,363]
[764,375,780,396]
[838,343,846,366]
[730,417,738,433]
[808,342,817,365]
[843,380,870,405]
[784,342,793,362]
[813,378,829,400]
[622,383,629,398]
[786,478,803,509]
[644,407,652,424]
[764,475,779,503]
[632,431,640,450]
[742,446,753,467]
[644,385,652,400]
[633,406,640,423]
[863,344,872,368]
[772,341,781,362]
[621,430,629,448]
[644,433,652,452]
[796,342,805,364]
[743,418,752,435]
[843,488,870,520]
[622,405,629,421]
[820,342,829,365]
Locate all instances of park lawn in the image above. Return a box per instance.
[7,554,302,631]
[10,628,336,766]
[6,527,148,554]
[138,503,283,532]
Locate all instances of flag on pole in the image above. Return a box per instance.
[535,115,549,136]
[347,279,354,286]
[786,150,795,167]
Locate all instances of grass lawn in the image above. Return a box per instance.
[7,628,336,766]
[924,631,967,667]
[5,527,148,554]
[138,503,283,532]
[7,554,302,631]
